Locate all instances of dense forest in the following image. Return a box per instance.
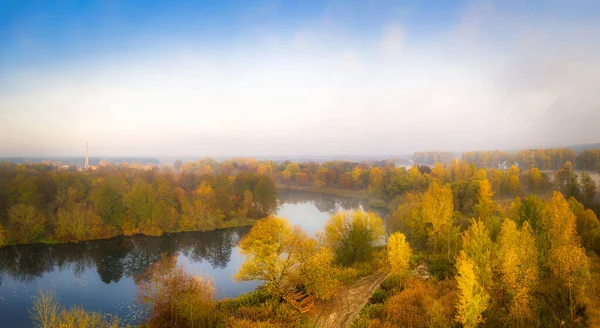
[0,161,277,245]
[2,147,600,246]
[12,152,600,327]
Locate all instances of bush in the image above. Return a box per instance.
[30,290,121,328]
[379,274,404,293]
[370,288,389,304]
[138,254,223,328]
[220,287,271,310]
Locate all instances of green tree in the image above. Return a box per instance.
[321,211,386,265]
[580,172,597,208]
[253,176,278,217]
[554,162,581,200]
[8,204,45,243]
[124,181,156,227]
[55,203,105,241]
[90,184,124,227]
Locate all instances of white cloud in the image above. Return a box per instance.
[1,1,599,157]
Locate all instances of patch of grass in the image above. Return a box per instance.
[219,286,271,311]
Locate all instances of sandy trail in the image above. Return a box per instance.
[308,271,389,328]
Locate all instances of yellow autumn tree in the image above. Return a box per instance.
[432,162,449,182]
[507,165,521,195]
[473,171,495,220]
[202,165,214,176]
[461,219,493,291]
[542,191,590,319]
[369,167,383,192]
[455,250,489,328]
[421,182,456,259]
[530,167,543,193]
[387,232,413,276]
[299,247,340,300]
[497,219,538,324]
[235,217,315,296]
[352,167,362,188]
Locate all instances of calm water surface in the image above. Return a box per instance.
[0,192,380,327]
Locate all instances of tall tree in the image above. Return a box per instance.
[421,182,456,259]
[554,162,581,200]
[497,219,538,324]
[7,204,45,243]
[473,174,495,220]
[580,172,598,208]
[387,232,413,276]
[455,250,489,328]
[461,219,493,290]
[542,191,590,319]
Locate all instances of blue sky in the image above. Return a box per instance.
[1,0,600,157]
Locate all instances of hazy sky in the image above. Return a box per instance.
[1,0,600,157]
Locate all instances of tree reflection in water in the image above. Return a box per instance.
[278,191,386,214]
[0,226,250,286]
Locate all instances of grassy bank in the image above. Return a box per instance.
[0,218,257,248]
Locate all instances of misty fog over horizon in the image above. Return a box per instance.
[1,0,600,157]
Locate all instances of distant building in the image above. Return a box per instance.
[84,141,89,169]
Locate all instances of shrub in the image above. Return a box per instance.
[138,254,223,328]
[30,290,120,328]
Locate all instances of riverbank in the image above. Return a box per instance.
[0,218,257,248]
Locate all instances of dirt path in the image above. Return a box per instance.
[309,271,389,328]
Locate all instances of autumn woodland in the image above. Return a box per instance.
[0,148,598,327]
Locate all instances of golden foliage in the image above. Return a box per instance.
[474,178,495,219]
[455,250,489,328]
[542,191,590,318]
[321,211,386,265]
[55,203,106,241]
[497,219,538,323]
[30,290,120,328]
[8,204,45,243]
[387,232,412,276]
[421,182,454,254]
[299,247,340,300]
[138,254,220,328]
[378,277,457,328]
[236,217,315,296]
[461,219,493,290]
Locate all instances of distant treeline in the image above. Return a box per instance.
[461,148,600,170]
[177,157,596,209]
[0,162,277,245]
[0,157,161,166]
[2,152,599,246]
[412,151,456,165]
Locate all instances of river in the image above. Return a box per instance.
[0,191,383,327]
